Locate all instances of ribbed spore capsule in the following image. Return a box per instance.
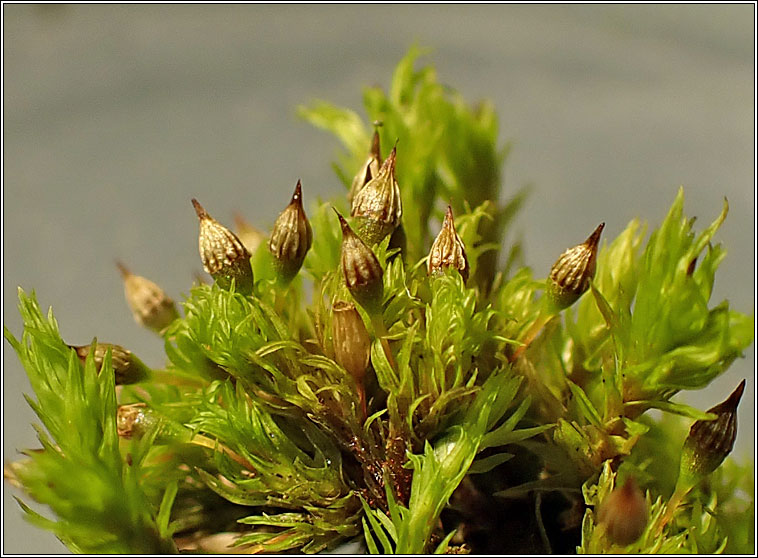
[679,379,745,484]
[72,343,150,385]
[428,205,470,283]
[116,262,179,334]
[336,211,384,315]
[332,300,371,383]
[547,222,604,310]
[269,180,313,283]
[598,477,648,546]
[192,198,254,294]
[348,129,383,205]
[350,145,402,245]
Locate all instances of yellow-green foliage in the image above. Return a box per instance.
[5,49,753,555]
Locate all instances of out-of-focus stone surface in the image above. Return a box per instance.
[3,5,753,553]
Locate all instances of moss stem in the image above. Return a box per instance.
[509,308,555,362]
[371,314,397,371]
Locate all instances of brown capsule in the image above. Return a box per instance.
[679,379,745,487]
[268,180,313,283]
[428,205,470,283]
[350,145,402,245]
[117,403,190,443]
[332,300,371,383]
[348,129,383,205]
[72,343,150,385]
[547,222,604,310]
[116,262,179,334]
[598,477,648,546]
[233,213,267,255]
[192,199,254,294]
[117,403,153,439]
[336,210,384,315]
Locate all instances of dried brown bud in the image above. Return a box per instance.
[428,205,470,283]
[679,379,745,488]
[348,129,383,205]
[332,300,371,383]
[336,210,384,315]
[116,262,179,334]
[4,459,29,490]
[350,145,402,244]
[686,256,697,277]
[268,180,313,283]
[117,403,154,439]
[192,198,254,294]
[598,477,648,546]
[117,403,190,443]
[72,342,150,385]
[547,222,604,310]
[233,213,267,255]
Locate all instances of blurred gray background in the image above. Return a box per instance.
[3,4,754,553]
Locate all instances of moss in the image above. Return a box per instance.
[5,48,753,554]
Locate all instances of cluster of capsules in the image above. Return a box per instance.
[71,133,744,548]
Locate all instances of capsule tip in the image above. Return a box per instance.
[191,198,208,219]
[115,260,131,279]
[726,379,746,409]
[585,222,605,247]
[333,208,350,233]
[388,143,397,162]
[444,204,454,223]
[291,179,303,205]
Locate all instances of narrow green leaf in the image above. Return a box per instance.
[495,424,554,446]
[625,399,717,421]
[433,529,459,554]
[567,381,604,428]
[359,498,394,554]
[468,452,514,474]
[481,394,529,449]
[364,409,387,432]
[362,517,380,555]
[374,508,398,543]
[495,474,581,499]
[156,481,179,536]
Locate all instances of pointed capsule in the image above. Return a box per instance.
[192,199,254,294]
[336,210,384,315]
[348,128,383,205]
[332,300,371,383]
[547,223,604,310]
[350,145,402,245]
[268,180,313,283]
[116,262,179,334]
[233,213,267,255]
[72,342,151,385]
[428,205,470,283]
[597,477,648,546]
[678,379,745,488]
